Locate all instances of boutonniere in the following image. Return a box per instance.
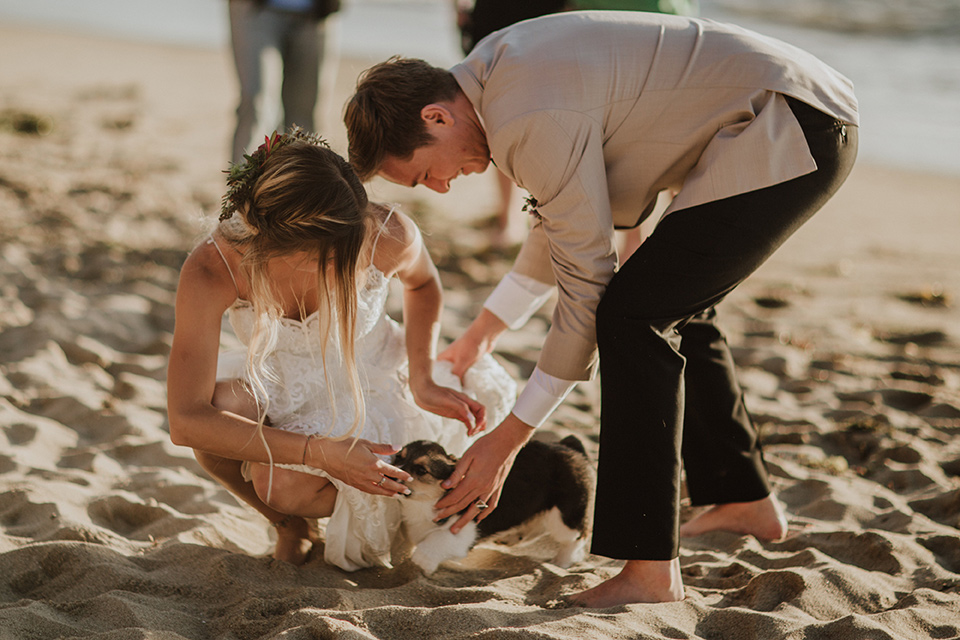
[522,195,542,222]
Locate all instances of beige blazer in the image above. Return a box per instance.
[451,11,858,382]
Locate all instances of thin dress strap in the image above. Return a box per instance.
[207,235,241,297]
[368,205,397,267]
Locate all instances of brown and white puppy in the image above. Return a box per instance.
[392,437,595,574]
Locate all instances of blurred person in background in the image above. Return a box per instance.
[228,0,340,163]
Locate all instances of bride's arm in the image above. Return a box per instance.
[377,208,487,434]
[166,243,411,494]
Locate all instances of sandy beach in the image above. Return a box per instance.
[1,22,959,639]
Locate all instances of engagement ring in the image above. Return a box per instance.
[475,500,489,510]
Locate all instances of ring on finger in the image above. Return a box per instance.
[475,499,489,510]
[375,475,387,487]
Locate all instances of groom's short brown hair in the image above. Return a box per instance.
[344,57,461,181]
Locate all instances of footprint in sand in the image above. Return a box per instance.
[919,534,960,574]
[720,570,806,611]
[879,388,934,412]
[896,285,951,308]
[909,489,960,528]
[0,491,61,538]
[682,555,756,590]
[874,328,948,346]
[779,530,902,574]
[87,494,198,540]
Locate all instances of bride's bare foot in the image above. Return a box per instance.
[272,516,319,566]
[679,494,788,541]
[567,559,684,608]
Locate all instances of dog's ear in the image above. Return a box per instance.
[393,446,408,463]
[428,456,458,482]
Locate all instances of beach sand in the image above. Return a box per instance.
[1,24,959,639]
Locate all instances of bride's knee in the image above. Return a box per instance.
[212,379,259,420]
[251,466,327,514]
[194,450,231,476]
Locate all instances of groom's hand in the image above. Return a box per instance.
[438,308,508,378]
[432,414,534,533]
[438,337,485,379]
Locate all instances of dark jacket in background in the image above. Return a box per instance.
[460,0,568,53]
[250,0,340,21]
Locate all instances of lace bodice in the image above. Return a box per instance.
[229,264,390,354]
[225,264,409,439]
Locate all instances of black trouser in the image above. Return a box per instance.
[591,97,858,561]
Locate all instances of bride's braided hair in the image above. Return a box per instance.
[220,127,332,222]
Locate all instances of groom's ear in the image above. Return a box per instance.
[420,103,454,128]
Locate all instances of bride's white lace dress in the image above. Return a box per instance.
[217,257,516,571]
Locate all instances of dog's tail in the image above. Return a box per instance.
[558,435,587,456]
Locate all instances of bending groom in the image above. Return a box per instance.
[344,11,858,606]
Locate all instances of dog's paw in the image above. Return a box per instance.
[411,547,441,575]
[552,539,587,568]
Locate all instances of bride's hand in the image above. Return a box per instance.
[410,378,487,436]
[306,437,413,497]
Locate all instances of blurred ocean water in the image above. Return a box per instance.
[707,0,960,176]
[713,0,960,35]
[0,0,463,59]
[1,0,958,175]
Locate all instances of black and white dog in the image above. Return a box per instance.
[392,436,595,574]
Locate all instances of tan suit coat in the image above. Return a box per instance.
[450,11,859,382]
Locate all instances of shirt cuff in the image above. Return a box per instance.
[511,367,577,428]
[483,272,554,330]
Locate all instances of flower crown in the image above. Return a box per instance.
[219,126,331,222]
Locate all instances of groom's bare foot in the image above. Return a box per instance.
[273,516,319,566]
[567,559,684,608]
[679,494,788,541]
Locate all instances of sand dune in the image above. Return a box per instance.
[1,24,959,640]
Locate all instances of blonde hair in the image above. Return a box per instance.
[220,139,373,458]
